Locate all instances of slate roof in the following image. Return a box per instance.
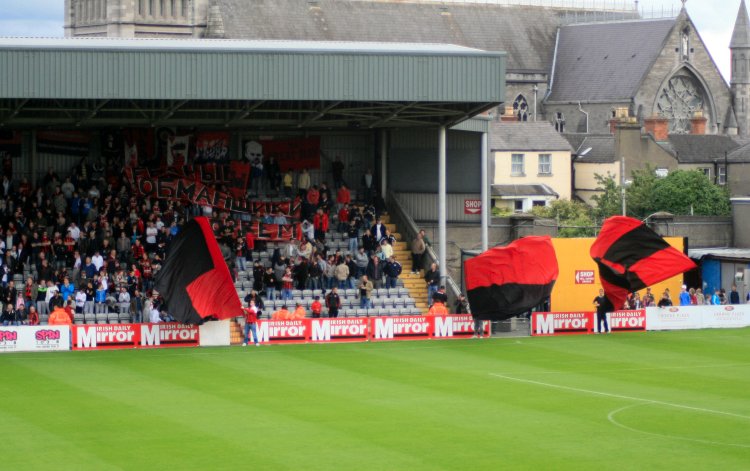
[563,133,615,163]
[548,18,676,102]
[217,0,564,72]
[664,135,742,164]
[492,184,558,197]
[490,121,573,152]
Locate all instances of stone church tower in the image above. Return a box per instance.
[63,0,215,38]
[732,0,750,136]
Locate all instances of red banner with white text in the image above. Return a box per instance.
[72,323,199,350]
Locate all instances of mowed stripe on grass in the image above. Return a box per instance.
[0,329,748,470]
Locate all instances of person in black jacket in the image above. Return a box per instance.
[263,267,277,301]
[252,261,265,292]
[366,256,384,289]
[361,229,377,256]
[325,287,341,318]
[384,256,402,289]
[424,263,440,306]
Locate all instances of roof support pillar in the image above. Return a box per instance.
[481,130,489,252]
[438,125,447,283]
[380,129,388,199]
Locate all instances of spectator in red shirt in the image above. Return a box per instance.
[132,239,145,260]
[313,208,329,242]
[337,204,350,232]
[336,184,351,215]
[242,300,259,347]
[311,296,322,318]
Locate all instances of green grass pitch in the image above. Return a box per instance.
[1,329,749,470]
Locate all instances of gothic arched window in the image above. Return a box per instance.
[513,95,529,121]
[656,72,707,133]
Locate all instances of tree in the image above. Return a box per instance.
[531,199,596,237]
[649,170,730,216]
[591,173,622,219]
[592,167,730,219]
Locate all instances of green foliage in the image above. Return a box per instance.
[649,170,731,216]
[591,173,622,218]
[591,167,730,218]
[531,199,596,237]
[491,206,513,217]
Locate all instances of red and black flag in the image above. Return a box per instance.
[590,216,696,310]
[465,236,559,321]
[155,217,242,324]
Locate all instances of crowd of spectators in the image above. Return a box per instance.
[0,157,419,325]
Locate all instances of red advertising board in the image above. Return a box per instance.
[532,310,647,336]
[594,310,647,333]
[432,314,489,338]
[464,199,482,215]
[254,320,308,344]
[73,324,140,350]
[309,318,368,343]
[370,316,433,341]
[139,323,200,348]
[72,323,199,350]
[532,312,593,336]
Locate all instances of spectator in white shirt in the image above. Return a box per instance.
[67,223,80,241]
[118,287,131,304]
[91,251,104,271]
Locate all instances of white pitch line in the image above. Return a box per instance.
[489,373,750,420]
[492,362,750,377]
[607,404,750,449]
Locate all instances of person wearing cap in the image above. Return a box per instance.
[310,296,322,318]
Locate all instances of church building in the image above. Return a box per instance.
[63,0,746,138]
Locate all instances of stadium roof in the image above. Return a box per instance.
[0,37,505,130]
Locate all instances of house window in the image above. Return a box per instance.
[532,200,546,207]
[511,154,525,176]
[698,167,711,179]
[514,200,524,212]
[538,154,552,175]
[513,95,529,121]
[554,112,565,132]
[718,165,727,185]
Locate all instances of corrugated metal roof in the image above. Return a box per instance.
[0,37,495,55]
[0,38,505,104]
[548,18,675,102]
[490,121,573,152]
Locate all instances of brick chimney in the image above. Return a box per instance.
[644,115,669,141]
[501,105,517,122]
[690,111,708,135]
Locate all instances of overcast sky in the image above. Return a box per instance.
[0,0,742,80]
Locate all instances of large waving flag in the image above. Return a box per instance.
[465,236,559,320]
[590,216,696,310]
[155,217,242,324]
